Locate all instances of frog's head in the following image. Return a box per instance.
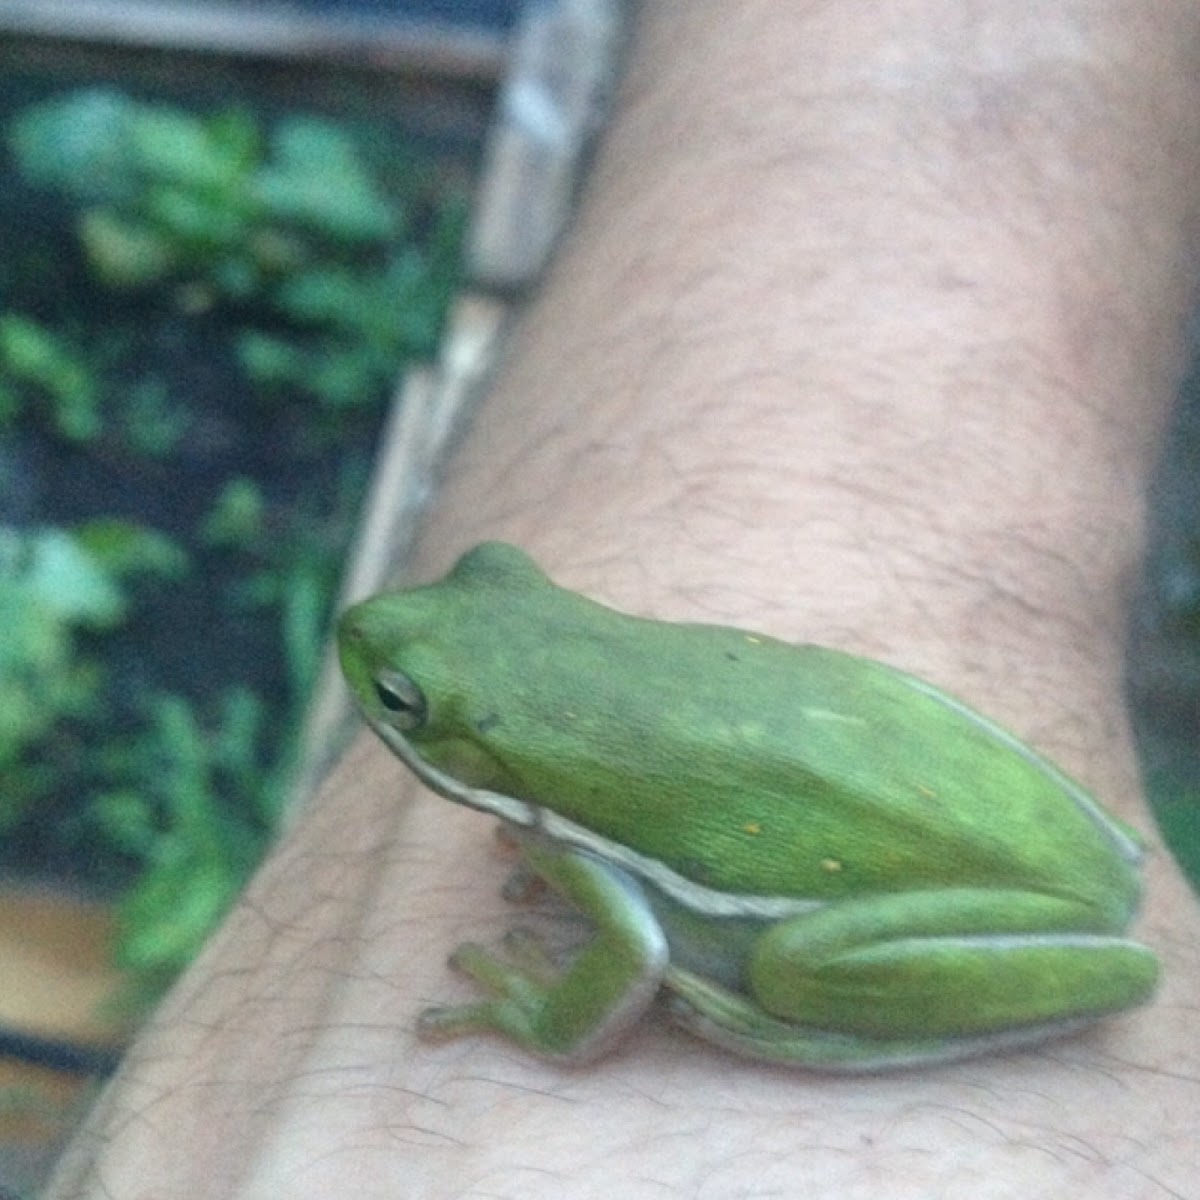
[337,544,551,794]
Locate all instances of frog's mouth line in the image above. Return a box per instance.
[365,712,822,923]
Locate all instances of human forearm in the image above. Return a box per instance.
[47,4,1200,1198]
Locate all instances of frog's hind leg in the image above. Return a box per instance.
[662,965,1104,1070]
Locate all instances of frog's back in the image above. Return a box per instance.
[486,596,1138,917]
[433,546,1142,919]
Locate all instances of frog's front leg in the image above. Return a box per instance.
[417,836,669,1061]
[666,888,1159,1070]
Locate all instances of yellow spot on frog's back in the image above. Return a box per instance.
[820,858,843,873]
[742,821,762,836]
[917,783,937,799]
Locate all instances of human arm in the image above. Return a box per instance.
[47,3,1200,1197]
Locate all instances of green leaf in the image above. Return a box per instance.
[235,331,305,388]
[0,314,102,441]
[87,789,160,858]
[114,847,240,972]
[254,117,396,243]
[0,526,132,827]
[202,478,266,550]
[0,526,125,629]
[75,518,189,582]
[8,88,142,204]
[78,208,175,288]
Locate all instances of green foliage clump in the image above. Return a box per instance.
[0,86,468,1012]
[9,89,466,414]
[0,315,101,442]
[0,314,192,454]
[0,523,184,832]
[0,521,280,1000]
[93,688,282,992]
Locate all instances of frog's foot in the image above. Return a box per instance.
[418,848,669,1059]
[416,940,551,1045]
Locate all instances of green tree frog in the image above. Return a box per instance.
[338,542,1158,1070]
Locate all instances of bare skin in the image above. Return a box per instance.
[47,4,1200,1198]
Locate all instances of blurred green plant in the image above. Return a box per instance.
[201,476,267,552]
[0,316,191,454]
[0,85,467,1015]
[203,473,340,705]
[0,315,101,442]
[0,522,185,832]
[9,89,466,414]
[91,687,283,999]
[0,520,288,1010]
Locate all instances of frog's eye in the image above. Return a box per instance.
[372,669,427,730]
